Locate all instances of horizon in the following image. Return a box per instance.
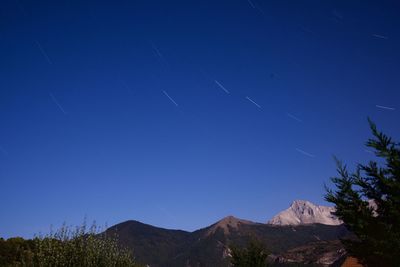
[1,0,399,239]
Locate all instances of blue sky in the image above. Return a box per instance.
[1,0,399,238]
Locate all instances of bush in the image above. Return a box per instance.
[0,222,140,267]
[230,239,269,267]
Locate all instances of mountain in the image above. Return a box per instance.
[105,213,350,266]
[267,200,342,226]
[104,220,191,266]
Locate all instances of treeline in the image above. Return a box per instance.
[0,223,140,267]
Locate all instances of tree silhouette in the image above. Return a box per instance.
[325,119,400,267]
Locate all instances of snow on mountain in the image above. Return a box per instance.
[267,200,342,226]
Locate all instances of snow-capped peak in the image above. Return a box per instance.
[267,200,342,226]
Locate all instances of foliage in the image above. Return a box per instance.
[325,119,400,267]
[0,222,140,267]
[230,238,269,267]
[0,237,35,266]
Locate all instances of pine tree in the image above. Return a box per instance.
[325,119,400,267]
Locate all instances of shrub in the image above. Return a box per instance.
[230,239,269,267]
[0,222,140,267]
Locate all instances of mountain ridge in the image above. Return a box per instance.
[103,200,349,266]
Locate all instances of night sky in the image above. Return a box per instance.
[1,0,399,238]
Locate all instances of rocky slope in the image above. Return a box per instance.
[267,200,342,226]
